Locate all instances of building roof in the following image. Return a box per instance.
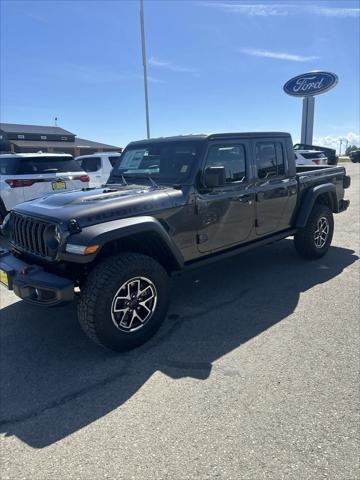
[0,123,75,136]
[11,137,121,150]
[75,137,121,149]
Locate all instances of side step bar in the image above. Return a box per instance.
[180,229,297,273]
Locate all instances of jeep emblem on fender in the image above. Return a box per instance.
[283,71,338,97]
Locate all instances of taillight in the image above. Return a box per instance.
[313,159,320,165]
[79,175,90,183]
[5,179,38,188]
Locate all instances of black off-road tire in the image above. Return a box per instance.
[78,253,170,351]
[294,204,334,259]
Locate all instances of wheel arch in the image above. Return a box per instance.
[70,216,184,273]
[295,184,336,228]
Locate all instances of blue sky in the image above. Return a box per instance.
[1,0,359,151]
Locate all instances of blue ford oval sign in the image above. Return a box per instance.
[283,71,338,97]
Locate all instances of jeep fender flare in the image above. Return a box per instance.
[65,216,184,269]
[295,183,337,228]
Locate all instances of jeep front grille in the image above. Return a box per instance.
[9,212,56,259]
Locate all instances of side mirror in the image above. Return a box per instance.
[203,166,226,188]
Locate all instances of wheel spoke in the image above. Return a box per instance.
[117,308,130,327]
[131,279,141,297]
[133,309,146,323]
[139,301,152,314]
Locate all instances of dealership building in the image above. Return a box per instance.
[0,123,122,156]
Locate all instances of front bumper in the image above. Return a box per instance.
[0,249,74,306]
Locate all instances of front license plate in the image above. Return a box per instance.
[52,181,66,191]
[0,269,9,288]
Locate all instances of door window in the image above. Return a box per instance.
[205,144,246,183]
[255,142,285,179]
[80,157,101,172]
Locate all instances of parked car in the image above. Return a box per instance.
[295,150,328,166]
[0,153,89,223]
[0,132,350,352]
[294,143,337,165]
[75,152,121,187]
[349,150,360,163]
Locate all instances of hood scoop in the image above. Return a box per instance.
[81,187,150,203]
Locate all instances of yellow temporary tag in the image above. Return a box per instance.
[180,165,188,173]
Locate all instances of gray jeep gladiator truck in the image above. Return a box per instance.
[0,132,351,351]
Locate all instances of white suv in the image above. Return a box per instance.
[295,150,328,166]
[75,152,121,187]
[0,153,89,223]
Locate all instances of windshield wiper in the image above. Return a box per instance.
[107,174,128,186]
[121,174,128,185]
[147,174,160,189]
[111,172,161,189]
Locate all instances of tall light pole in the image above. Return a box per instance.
[140,0,150,139]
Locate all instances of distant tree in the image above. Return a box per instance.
[345,144,359,156]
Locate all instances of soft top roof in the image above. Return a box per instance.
[128,132,291,146]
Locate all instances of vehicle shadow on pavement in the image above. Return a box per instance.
[0,240,358,448]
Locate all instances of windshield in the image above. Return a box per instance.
[110,141,202,184]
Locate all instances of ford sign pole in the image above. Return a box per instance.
[283,71,338,145]
[301,96,315,144]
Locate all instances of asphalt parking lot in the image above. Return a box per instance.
[0,163,359,480]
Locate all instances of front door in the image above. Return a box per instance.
[196,141,255,253]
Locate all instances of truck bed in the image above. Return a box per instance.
[296,164,349,211]
[296,164,346,185]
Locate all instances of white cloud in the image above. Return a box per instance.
[313,132,360,154]
[203,2,360,18]
[203,2,291,16]
[241,48,319,62]
[148,57,198,74]
[312,6,360,18]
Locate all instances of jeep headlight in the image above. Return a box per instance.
[54,225,62,243]
[45,225,62,250]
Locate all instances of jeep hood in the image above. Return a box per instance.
[13,184,183,227]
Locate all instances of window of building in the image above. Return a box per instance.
[61,136,68,141]
[41,135,47,140]
[17,134,25,139]
[205,144,246,183]
[255,142,285,179]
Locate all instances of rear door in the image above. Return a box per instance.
[78,156,102,187]
[16,156,86,202]
[253,140,296,236]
